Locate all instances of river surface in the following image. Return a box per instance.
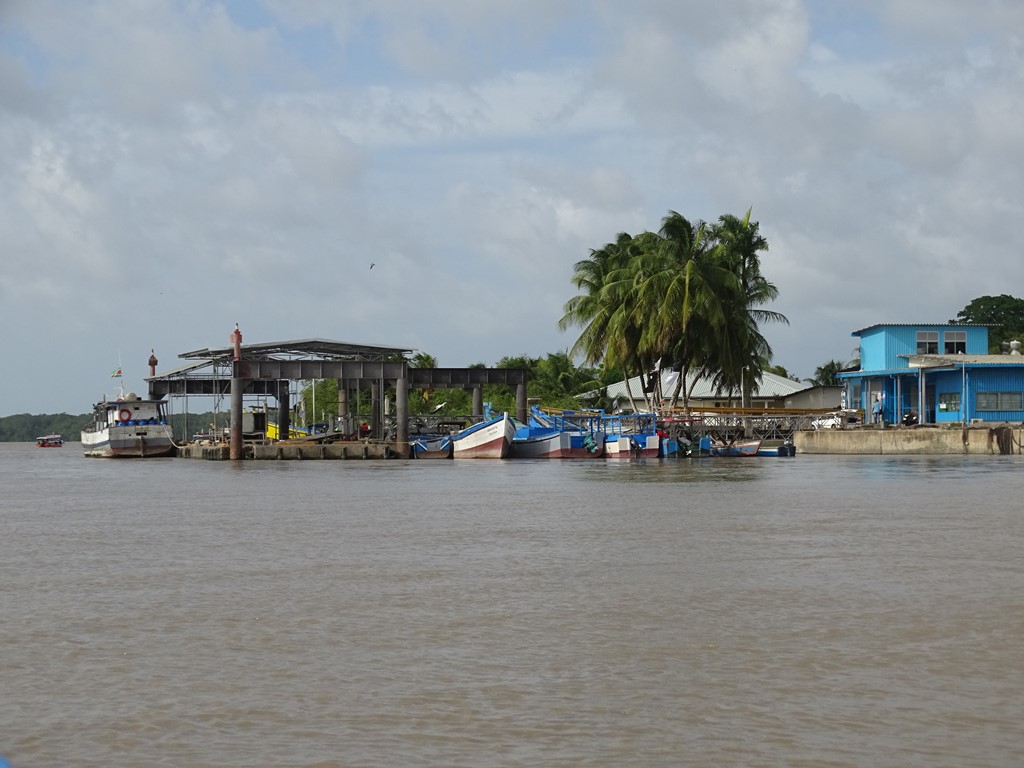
[1,443,1022,767]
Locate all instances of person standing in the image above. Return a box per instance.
[872,396,882,425]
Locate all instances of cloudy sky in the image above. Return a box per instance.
[2,0,1023,416]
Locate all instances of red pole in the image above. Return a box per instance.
[230,324,244,459]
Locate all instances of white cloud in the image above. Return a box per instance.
[2,0,1024,413]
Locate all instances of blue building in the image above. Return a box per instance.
[838,323,1024,425]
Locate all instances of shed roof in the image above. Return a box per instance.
[905,353,1024,367]
[851,323,988,336]
[600,369,809,403]
[178,338,415,361]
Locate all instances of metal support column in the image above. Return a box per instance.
[516,382,527,424]
[278,383,290,440]
[337,380,348,433]
[229,325,244,460]
[371,380,381,439]
[395,376,408,456]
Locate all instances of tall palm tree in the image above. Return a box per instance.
[709,209,788,408]
[410,352,438,368]
[808,360,846,387]
[560,232,647,408]
[633,211,733,409]
[559,233,632,364]
[561,209,787,415]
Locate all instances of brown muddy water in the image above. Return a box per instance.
[1,444,1022,767]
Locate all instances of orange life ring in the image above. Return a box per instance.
[118,408,132,421]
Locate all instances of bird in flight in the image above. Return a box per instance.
[369,262,375,270]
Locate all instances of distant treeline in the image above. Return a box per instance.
[0,411,234,443]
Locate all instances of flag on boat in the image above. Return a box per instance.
[111,368,122,378]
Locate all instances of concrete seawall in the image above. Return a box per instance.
[794,425,1024,455]
[178,442,404,460]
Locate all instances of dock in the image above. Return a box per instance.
[177,440,404,461]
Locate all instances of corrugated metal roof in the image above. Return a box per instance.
[839,354,1024,376]
[144,359,221,379]
[851,323,988,336]
[600,369,809,402]
[179,338,415,360]
[906,353,1024,366]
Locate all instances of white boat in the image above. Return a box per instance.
[603,434,661,458]
[509,407,605,458]
[451,413,515,459]
[81,393,176,458]
[601,412,661,458]
[509,428,606,458]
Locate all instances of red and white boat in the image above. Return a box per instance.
[451,413,515,459]
[36,434,64,448]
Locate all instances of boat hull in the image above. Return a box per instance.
[604,434,660,458]
[451,414,514,459]
[411,436,453,459]
[82,426,176,458]
[510,429,605,459]
[82,397,176,458]
[711,439,762,457]
[755,444,796,457]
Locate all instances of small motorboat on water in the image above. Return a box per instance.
[36,434,64,447]
[410,434,453,459]
[696,436,762,457]
[712,439,761,457]
[755,442,797,457]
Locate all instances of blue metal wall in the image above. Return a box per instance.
[857,325,988,371]
[967,366,1024,422]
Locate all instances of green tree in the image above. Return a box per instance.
[764,364,800,381]
[707,209,788,408]
[637,213,728,409]
[560,209,788,412]
[559,232,647,408]
[807,360,846,387]
[951,295,1024,353]
[297,379,339,425]
[410,352,437,368]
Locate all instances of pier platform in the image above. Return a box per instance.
[177,441,406,460]
[794,424,1023,455]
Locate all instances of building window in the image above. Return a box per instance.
[938,392,960,413]
[976,392,1024,411]
[944,331,966,354]
[916,331,938,354]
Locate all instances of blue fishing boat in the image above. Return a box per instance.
[410,434,452,459]
[509,407,604,459]
[602,412,660,458]
[755,442,797,457]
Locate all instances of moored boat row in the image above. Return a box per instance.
[407,407,795,460]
